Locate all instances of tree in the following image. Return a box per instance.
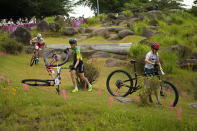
[76,0,132,13]
[0,0,73,19]
[190,0,197,16]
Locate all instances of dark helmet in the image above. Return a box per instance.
[151,42,160,50]
[69,38,77,45]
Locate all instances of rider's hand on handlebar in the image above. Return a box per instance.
[64,48,70,53]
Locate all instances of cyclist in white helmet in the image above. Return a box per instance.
[30,33,45,63]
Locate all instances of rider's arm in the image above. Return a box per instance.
[145,58,154,65]
[74,59,79,69]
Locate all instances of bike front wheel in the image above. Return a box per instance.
[30,56,36,66]
[150,81,179,107]
[22,79,53,86]
[106,70,133,97]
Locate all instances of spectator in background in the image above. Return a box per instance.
[25,17,28,23]
[156,4,159,10]
[94,7,98,17]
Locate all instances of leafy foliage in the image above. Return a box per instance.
[76,59,99,88]
[0,0,73,19]
[0,38,23,55]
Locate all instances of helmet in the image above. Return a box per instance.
[151,42,160,50]
[69,38,77,45]
[37,33,42,38]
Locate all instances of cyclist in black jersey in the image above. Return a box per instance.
[68,38,93,93]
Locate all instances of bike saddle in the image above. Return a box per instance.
[130,59,136,63]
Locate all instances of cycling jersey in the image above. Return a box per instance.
[71,46,84,73]
[32,37,45,48]
[145,51,159,69]
[72,46,83,64]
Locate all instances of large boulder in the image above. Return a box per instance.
[85,28,94,33]
[112,19,122,25]
[107,13,117,20]
[88,29,110,38]
[63,27,78,36]
[139,39,150,45]
[146,10,162,17]
[81,50,97,58]
[128,18,140,23]
[54,15,65,22]
[10,27,31,45]
[142,27,153,38]
[107,27,125,33]
[37,20,49,32]
[180,59,197,71]
[49,23,60,32]
[163,45,192,58]
[77,27,85,34]
[118,30,134,39]
[91,51,111,58]
[190,52,197,59]
[113,54,127,60]
[108,34,120,41]
[149,19,159,26]
[105,59,124,67]
[117,15,127,20]
[134,12,145,20]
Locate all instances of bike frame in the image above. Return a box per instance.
[125,59,161,94]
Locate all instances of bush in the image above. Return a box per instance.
[0,38,23,55]
[44,16,55,23]
[121,10,133,17]
[160,52,178,74]
[190,6,197,17]
[170,14,184,25]
[76,60,99,88]
[97,14,107,22]
[138,76,159,106]
[80,23,89,28]
[129,22,148,35]
[129,44,149,59]
[86,17,100,25]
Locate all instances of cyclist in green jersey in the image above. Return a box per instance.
[68,38,93,93]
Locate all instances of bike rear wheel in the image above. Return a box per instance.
[22,79,52,86]
[106,70,133,97]
[44,49,69,67]
[150,81,179,107]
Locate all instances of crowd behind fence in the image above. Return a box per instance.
[0,16,88,33]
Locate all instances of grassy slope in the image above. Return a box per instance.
[0,54,197,130]
[45,35,145,44]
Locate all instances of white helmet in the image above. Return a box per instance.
[37,33,42,38]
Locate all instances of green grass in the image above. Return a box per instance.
[45,35,145,45]
[0,53,197,130]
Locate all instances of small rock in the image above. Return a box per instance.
[115,97,134,103]
[189,103,197,109]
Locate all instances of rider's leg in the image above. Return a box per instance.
[78,62,92,91]
[79,73,91,87]
[154,89,161,104]
[70,70,78,92]
[38,49,40,58]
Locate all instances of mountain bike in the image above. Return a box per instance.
[30,42,39,66]
[106,59,179,107]
[23,48,70,94]
[22,66,69,95]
